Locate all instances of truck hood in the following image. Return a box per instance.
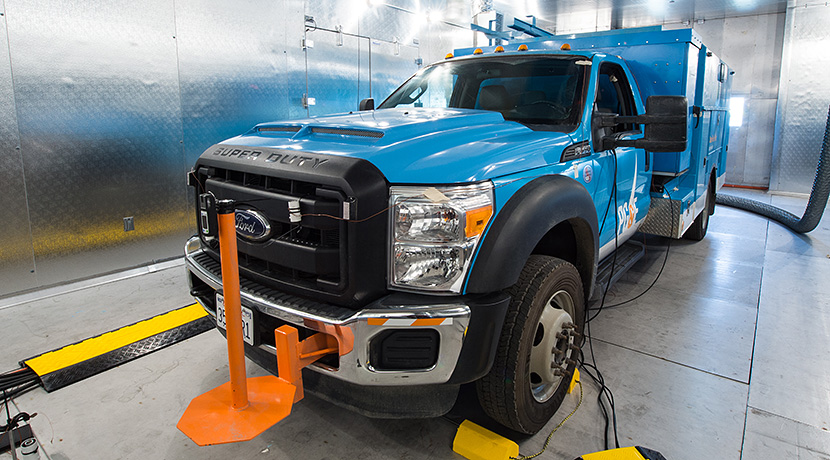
[220,107,575,183]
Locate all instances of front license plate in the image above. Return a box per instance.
[215,293,255,346]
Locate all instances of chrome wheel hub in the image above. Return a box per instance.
[529,289,578,403]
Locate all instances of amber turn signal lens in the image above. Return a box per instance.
[465,205,493,238]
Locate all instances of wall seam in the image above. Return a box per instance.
[170,0,190,236]
[1,0,38,286]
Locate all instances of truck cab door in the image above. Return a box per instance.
[591,62,651,259]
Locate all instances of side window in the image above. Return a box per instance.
[596,63,638,133]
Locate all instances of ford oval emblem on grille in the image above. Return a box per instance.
[235,209,272,242]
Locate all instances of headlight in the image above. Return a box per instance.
[390,182,494,293]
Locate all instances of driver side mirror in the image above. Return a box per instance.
[593,96,688,152]
[359,98,375,111]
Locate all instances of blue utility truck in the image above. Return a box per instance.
[185,26,731,433]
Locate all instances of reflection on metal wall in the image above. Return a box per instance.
[6,0,188,288]
[0,9,36,296]
[371,40,420,103]
[174,0,293,168]
[0,0,473,296]
[771,3,830,192]
[306,30,367,116]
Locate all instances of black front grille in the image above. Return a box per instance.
[197,166,345,291]
[191,146,389,308]
[190,252,356,321]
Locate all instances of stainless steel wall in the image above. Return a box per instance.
[5,0,189,291]
[770,2,830,193]
[0,0,473,297]
[0,7,36,294]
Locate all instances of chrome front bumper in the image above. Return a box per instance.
[185,237,471,386]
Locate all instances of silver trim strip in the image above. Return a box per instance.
[185,237,471,385]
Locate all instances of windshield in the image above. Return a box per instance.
[379,55,587,132]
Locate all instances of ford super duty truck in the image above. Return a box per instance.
[185,26,731,434]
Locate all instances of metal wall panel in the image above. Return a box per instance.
[0,7,36,296]
[359,2,422,103]
[360,3,416,45]
[771,3,830,192]
[305,30,365,116]
[305,0,363,35]
[286,0,309,120]
[370,40,419,103]
[6,0,187,287]
[420,22,474,67]
[0,0,474,296]
[743,98,778,186]
[174,0,292,167]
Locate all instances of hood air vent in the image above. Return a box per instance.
[258,126,301,133]
[311,127,384,138]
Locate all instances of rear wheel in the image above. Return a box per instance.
[684,178,715,241]
[476,255,585,434]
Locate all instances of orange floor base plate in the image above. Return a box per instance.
[177,376,296,446]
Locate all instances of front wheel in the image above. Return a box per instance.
[476,255,585,434]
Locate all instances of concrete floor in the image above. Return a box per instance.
[1,189,829,460]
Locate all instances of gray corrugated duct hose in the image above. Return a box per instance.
[716,105,830,233]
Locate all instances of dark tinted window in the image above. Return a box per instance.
[379,56,588,132]
[595,63,638,133]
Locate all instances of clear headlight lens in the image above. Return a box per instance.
[390,182,494,292]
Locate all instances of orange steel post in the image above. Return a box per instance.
[217,201,249,410]
[178,199,297,446]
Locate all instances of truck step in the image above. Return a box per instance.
[590,240,645,302]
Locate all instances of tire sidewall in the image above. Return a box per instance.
[511,258,585,432]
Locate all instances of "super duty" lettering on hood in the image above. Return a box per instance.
[211,146,328,169]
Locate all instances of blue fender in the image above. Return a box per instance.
[465,175,598,299]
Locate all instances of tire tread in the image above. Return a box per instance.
[476,255,582,433]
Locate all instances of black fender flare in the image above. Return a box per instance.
[465,175,599,299]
